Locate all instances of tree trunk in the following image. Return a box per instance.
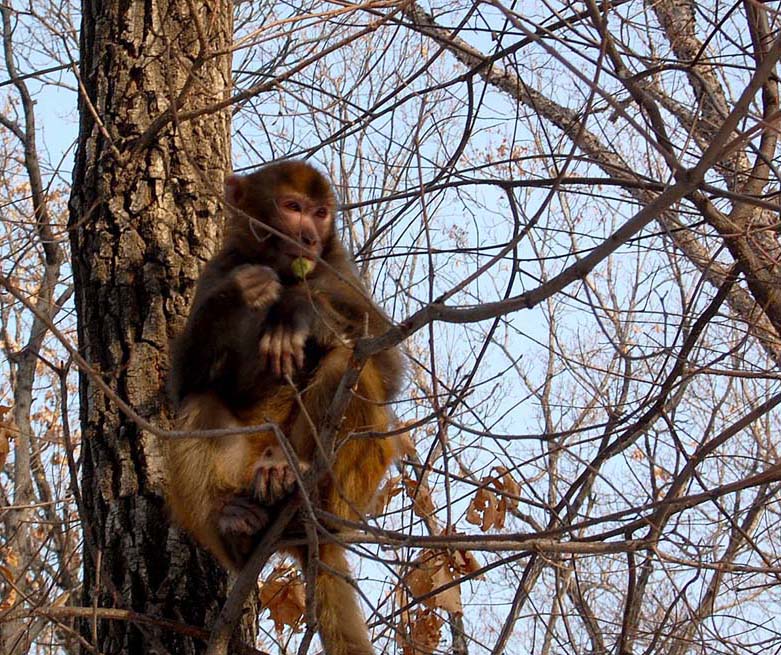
[68,2,239,652]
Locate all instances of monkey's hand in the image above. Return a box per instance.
[258,292,314,378]
[251,443,310,505]
[258,323,307,378]
[232,264,281,309]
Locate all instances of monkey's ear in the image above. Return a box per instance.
[225,174,244,205]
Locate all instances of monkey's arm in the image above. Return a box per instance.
[170,258,281,403]
[310,273,405,399]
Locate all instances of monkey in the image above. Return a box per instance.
[164,160,404,655]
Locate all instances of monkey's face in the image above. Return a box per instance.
[224,162,337,279]
[271,191,332,270]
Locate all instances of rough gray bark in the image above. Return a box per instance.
[68,1,239,653]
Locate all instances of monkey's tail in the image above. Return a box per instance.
[295,543,375,655]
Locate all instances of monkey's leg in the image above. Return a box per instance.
[289,543,375,655]
[166,392,277,569]
[236,387,308,508]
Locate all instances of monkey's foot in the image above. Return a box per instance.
[251,445,307,505]
[218,495,271,538]
[217,495,269,567]
[233,264,281,308]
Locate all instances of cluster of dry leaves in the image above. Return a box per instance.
[395,547,481,653]
[258,566,307,634]
[465,466,520,531]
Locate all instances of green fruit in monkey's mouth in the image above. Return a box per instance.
[291,257,314,279]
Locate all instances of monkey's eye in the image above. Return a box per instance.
[315,207,329,219]
[284,201,302,212]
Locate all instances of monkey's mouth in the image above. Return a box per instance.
[283,248,318,263]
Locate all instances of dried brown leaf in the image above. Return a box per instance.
[405,551,462,614]
[0,412,17,472]
[429,561,461,614]
[494,497,507,530]
[395,591,413,654]
[1,547,18,568]
[452,549,482,577]
[465,484,502,532]
[465,498,482,525]
[481,491,497,532]
[370,475,404,515]
[492,466,520,510]
[0,563,16,611]
[403,478,435,518]
[0,433,7,471]
[654,465,671,482]
[259,575,305,633]
[473,486,491,508]
[409,608,443,654]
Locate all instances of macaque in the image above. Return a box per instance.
[165,160,403,655]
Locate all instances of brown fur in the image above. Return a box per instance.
[164,160,403,655]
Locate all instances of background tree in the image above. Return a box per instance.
[0,2,780,655]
